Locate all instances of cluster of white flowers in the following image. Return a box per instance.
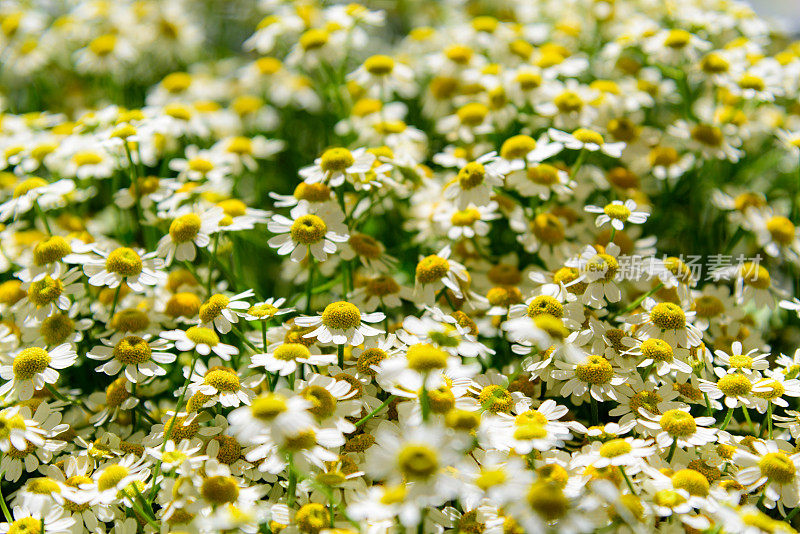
[2,0,800,533]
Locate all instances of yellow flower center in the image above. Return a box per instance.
[201,475,239,505]
[575,355,614,384]
[185,326,219,346]
[759,452,796,484]
[13,177,47,198]
[477,385,514,413]
[294,182,332,202]
[650,303,686,330]
[105,247,143,277]
[767,216,795,245]
[356,347,387,376]
[204,368,240,392]
[165,293,200,319]
[89,34,116,56]
[416,255,449,284]
[32,236,71,266]
[113,336,152,364]
[526,164,559,185]
[584,253,619,282]
[13,347,51,379]
[40,313,74,345]
[660,409,696,437]
[754,379,785,400]
[664,29,691,48]
[653,489,686,509]
[553,266,587,294]
[250,394,287,421]
[629,390,662,415]
[27,276,63,306]
[290,214,328,245]
[603,203,631,221]
[451,208,481,226]
[691,124,723,147]
[321,301,361,330]
[457,161,486,189]
[169,214,202,243]
[532,213,565,244]
[527,482,569,521]
[406,343,448,372]
[97,464,129,491]
[299,28,329,51]
[320,148,355,173]
[199,294,230,324]
[105,376,130,407]
[533,314,569,339]
[487,286,522,307]
[739,262,770,289]
[573,128,604,145]
[717,373,751,397]
[295,503,330,534]
[527,295,563,318]
[554,91,583,113]
[456,103,488,127]
[398,443,439,480]
[303,385,337,419]
[500,135,537,160]
[348,234,382,259]
[364,54,395,75]
[671,469,710,496]
[641,338,673,362]
[8,517,41,534]
[599,439,632,458]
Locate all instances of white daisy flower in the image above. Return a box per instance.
[160,327,239,360]
[0,343,77,400]
[88,332,176,383]
[294,301,384,346]
[584,199,649,231]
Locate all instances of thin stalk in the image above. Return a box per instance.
[666,440,677,462]
[355,395,396,428]
[719,407,734,431]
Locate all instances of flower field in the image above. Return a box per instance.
[2,0,800,532]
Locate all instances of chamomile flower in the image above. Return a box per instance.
[549,128,626,158]
[157,207,224,265]
[250,343,336,377]
[0,343,77,400]
[584,200,649,231]
[735,441,800,510]
[443,154,505,209]
[267,207,349,263]
[299,147,375,187]
[294,301,384,346]
[83,245,166,291]
[199,289,254,334]
[160,327,238,360]
[88,332,176,383]
[413,246,469,305]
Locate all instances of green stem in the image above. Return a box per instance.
[590,396,599,426]
[337,344,344,368]
[612,283,664,319]
[569,149,587,180]
[741,405,754,434]
[148,351,199,502]
[719,407,734,431]
[619,466,637,494]
[305,254,315,314]
[109,282,123,318]
[666,440,677,462]
[207,233,220,296]
[33,199,52,235]
[355,395,396,428]
[0,467,11,522]
[287,453,297,507]
[420,375,430,422]
[45,383,91,413]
